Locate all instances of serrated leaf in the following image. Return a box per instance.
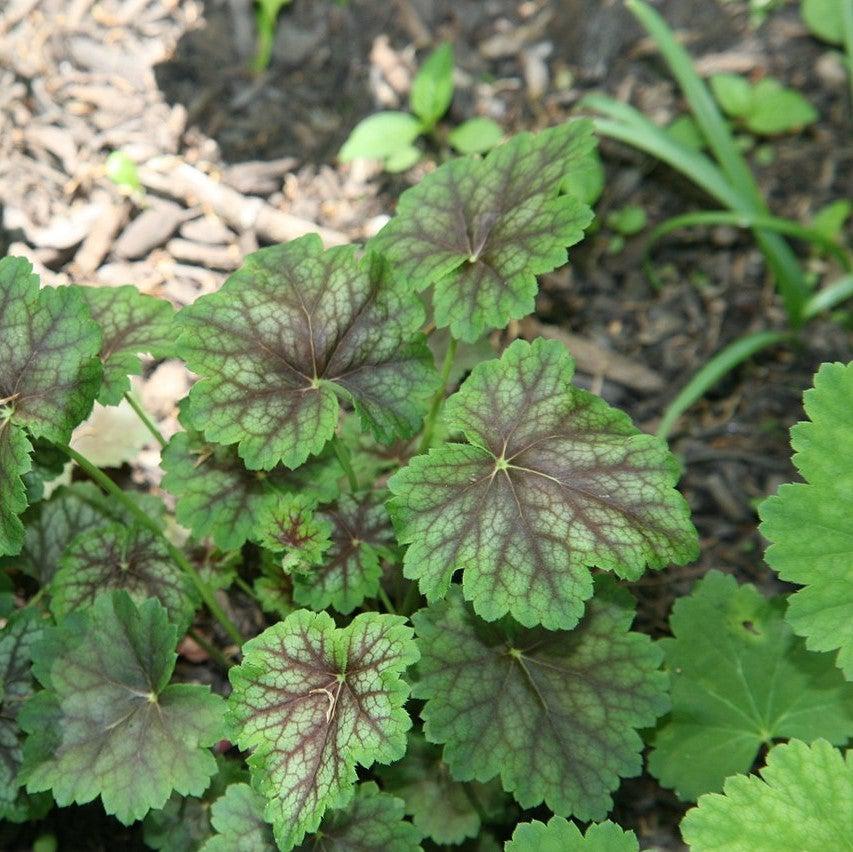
[369,122,595,341]
[0,257,101,555]
[506,816,639,851]
[143,794,212,852]
[0,610,42,821]
[21,437,67,505]
[648,571,853,800]
[176,236,436,470]
[293,491,395,614]
[411,580,669,820]
[161,431,340,551]
[20,592,225,824]
[410,42,454,128]
[201,783,275,852]
[759,361,853,678]
[79,285,175,406]
[377,732,506,845]
[227,609,418,849]
[389,339,697,629]
[680,739,853,852]
[51,522,198,630]
[255,494,332,574]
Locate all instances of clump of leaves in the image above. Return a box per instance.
[710,74,818,136]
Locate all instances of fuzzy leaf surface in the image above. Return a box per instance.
[0,257,101,554]
[293,491,395,614]
[389,339,697,629]
[759,361,853,677]
[649,571,853,800]
[79,284,175,405]
[51,522,197,630]
[680,739,853,851]
[20,592,225,824]
[412,580,668,820]
[369,122,595,341]
[227,609,418,849]
[176,236,436,470]
[506,817,639,851]
[201,783,276,852]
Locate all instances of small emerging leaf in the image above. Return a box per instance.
[339,112,423,164]
[410,42,454,128]
[254,494,332,574]
[447,117,503,154]
[506,816,639,851]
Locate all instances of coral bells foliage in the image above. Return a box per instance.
[0,120,848,849]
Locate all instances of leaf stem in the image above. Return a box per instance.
[399,581,422,616]
[234,575,261,602]
[331,436,359,491]
[123,391,167,448]
[419,336,458,453]
[56,443,246,648]
[187,627,231,671]
[376,585,396,614]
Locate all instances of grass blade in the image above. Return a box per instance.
[803,274,853,320]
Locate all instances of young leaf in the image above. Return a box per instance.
[410,42,454,128]
[648,571,853,800]
[51,522,198,630]
[161,431,340,551]
[745,79,818,136]
[759,361,853,678]
[506,816,639,851]
[0,257,102,555]
[411,580,669,820]
[254,494,332,573]
[710,74,753,117]
[79,285,175,406]
[389,339,697,629]
[176,236,436,470]
[20,592,225,824]
[369,122,596,341]
[447,117,503,155]
[802,0,845,44]
[226,609,418,849]
[339,112,423,164]
[201,783,275,852]
[254,572,296,621]
[0,611,42,820]
[680,739,853,851]
[293,491,395,614]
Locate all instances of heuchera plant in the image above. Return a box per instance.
[0,120,850,850]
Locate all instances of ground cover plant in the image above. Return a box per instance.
[1,4,852,849]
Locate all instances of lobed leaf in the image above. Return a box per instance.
[176,236,436,470]
[254,494,332,573]
[226,609,418,849]
[411,580,669,820]
[506,816,639,851]
[369,122,595,341]
[201,783,275,852]
[389,338,697,629]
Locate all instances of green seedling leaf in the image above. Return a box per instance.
[711,75,818,136]
[201,783,275,852]
[176,236,436,470]
[801,0,845,44]
[607,205,647,236]
[0,611,42,821]
[710,74,753,117]
[562,145,605,205]
[447,117,503,154]
[105,150,141,192]
[292,491,395,614]
[680,739,853,851]
[389,339,697,629]
[384,144,422,173]
[79,285,175,406]
[666,115,706,151]
[339,112,423,166]
[410,42,454,128]
[254,494,332,574]
[412,580,669,820]
[20,592,225,824]
[227,609,418,849]
[377,732,506,845]
[51,522,198,631]
[648,571,853,800]
[161,431,340,551]
[0,257,102,556]
[759,361,853,678]
[811,199,851,243]
[506,816,639,851]
[369,121,596,341]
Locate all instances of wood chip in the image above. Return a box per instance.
[71,193,129,277]
[180,215,235,245]
[166,237,241,270]
[113,200,192,260]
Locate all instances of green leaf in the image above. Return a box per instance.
[21,437,66,505]
[20,592,225,824]
[759,361,853,677]
[607,205,647,236]
[293,491,395,614]
[79,285,175,406]
[254,572,296,621]
[0,611,42,821]
[201,783,275,852]
[377,732,506,845]
[51,522,198,631]
[411,580,669,820]
[339,112,423,163]
[811,199,851,243]
[802,0,845,45]
[506,816,639,851]
[369,122,596,341]
[648,571,853,800]
[161,431,340,551]
[105,150,141,191]
[680,739,853,851]
[666,115,706,151]
[384,144,422,173]
[226,609,418,849]
[562,145,605,205]
[143,794,212,852]
[389,339,697,629]
[745,79,818,136]
[0,257,102,555]
[410,42,454,128]
[710,74,753,117]
[176,236,436,470]
[254,494,332,573]
[447,117,503,154]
